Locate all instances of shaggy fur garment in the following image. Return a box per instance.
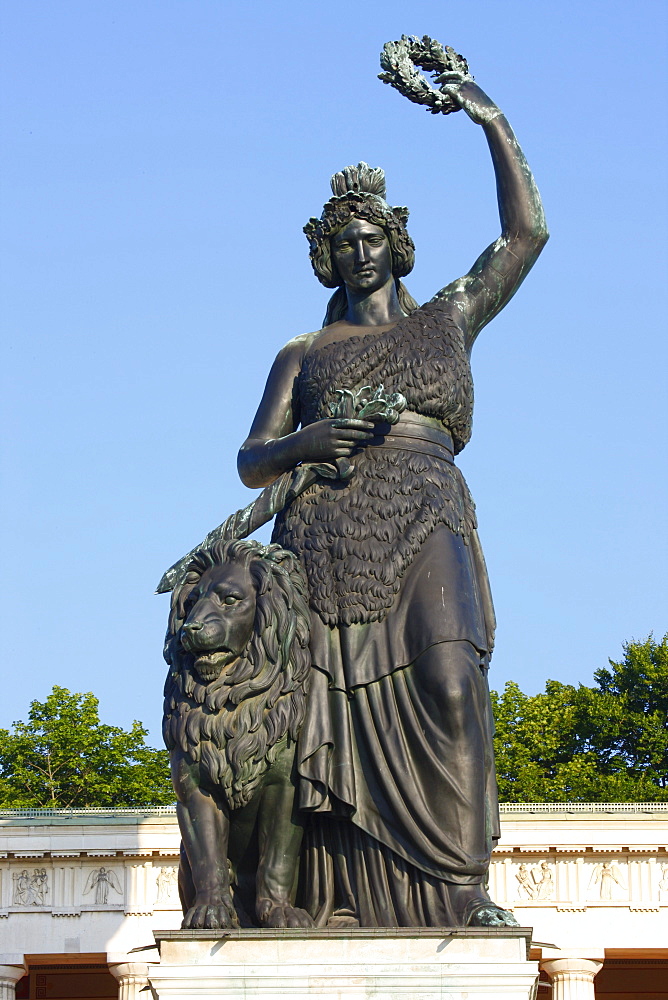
[272,300,478,626]
[297,299,473,454]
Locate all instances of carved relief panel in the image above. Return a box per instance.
[11,867,49,906]
[587,861,626,901]
[83,866,123,905]
[513,861,555,900]
[155,865,179,907]
[0,855,186,917]
[490,851,668,911]
[659,862,668,899]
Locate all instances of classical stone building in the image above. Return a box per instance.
[0,804,666,999]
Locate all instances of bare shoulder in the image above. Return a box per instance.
[245,331,323,440]
[275,329,322,369]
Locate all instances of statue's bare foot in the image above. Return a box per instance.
[327,913,359,928]
[257,899,314,928]
[449,884,519,928]
[465,901,519,927]
[182,896,238,930]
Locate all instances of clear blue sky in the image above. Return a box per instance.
[2,1,667,746]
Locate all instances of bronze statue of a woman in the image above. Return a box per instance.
[236,37,548,928]
[162,36,547,931]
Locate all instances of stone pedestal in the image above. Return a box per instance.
[151,928,538,999]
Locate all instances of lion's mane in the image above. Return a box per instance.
[163,539,311,810]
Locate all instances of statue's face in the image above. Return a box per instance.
[331,218,392,293]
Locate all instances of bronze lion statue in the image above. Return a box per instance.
[163,538,313,929]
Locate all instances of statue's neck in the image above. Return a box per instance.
[343,276,404,326]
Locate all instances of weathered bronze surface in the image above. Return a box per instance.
[163,539,313,928]
[162,35,548,929]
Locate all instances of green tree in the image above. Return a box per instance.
[492,634,668,802]
[0,686,173,808]
[590,634,668,788]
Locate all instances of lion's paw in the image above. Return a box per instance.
[182,898,239,930]
[257,900,315,928]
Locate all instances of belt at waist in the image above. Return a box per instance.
[365,417,454,464]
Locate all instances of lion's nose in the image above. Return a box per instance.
[183,620,204,632]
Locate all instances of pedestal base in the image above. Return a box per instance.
[151,928,538,999]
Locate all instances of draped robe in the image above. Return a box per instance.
[272,297,500,926]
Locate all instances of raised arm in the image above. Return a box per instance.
[379,37,548,352]
[432,81,548,350]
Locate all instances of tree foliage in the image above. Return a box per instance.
[0,686,173,808]
[492,634,668,802]
[1,636,665,808]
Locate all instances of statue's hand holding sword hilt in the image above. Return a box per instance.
[379,35,503,125]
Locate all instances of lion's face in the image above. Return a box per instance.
[180,561,257,683]
[164,538,312,810]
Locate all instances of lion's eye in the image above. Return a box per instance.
[223,595,239,605]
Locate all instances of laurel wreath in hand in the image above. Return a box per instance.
[311,384,408,481]
[379,35,472,115]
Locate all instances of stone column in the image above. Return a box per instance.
[0,963,27,1000]
[108,963,150,1000]
[541,958,603,1000]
